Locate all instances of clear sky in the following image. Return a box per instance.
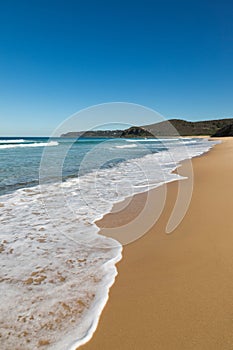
[0,0,232,136]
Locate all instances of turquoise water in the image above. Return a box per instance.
[0,136,168,195]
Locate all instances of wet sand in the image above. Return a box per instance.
[81,138,233,350]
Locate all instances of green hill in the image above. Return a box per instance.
[211,123,233,137]
[61,118,233,138]
[144,118,233,136]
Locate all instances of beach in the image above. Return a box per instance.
[0,136,219,349]
[81,138,233,350]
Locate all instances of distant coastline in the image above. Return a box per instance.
[61,118,233,138]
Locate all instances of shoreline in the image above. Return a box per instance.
[0,136,218,349]
[80,138,233,350]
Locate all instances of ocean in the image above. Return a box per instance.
[0,136,219,349]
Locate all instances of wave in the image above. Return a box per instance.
[182,140,198,145]
[0,139,26,143]
[115,144,138,149]
[125,138,201,146]
[125,138,180,142]
[0,141,59,149]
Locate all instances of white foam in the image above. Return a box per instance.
[182,140,198,144]
[0,139,26,143]
[0,141,59,149]
[115,144,138,149]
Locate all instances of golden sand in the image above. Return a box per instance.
[81,138,233,350]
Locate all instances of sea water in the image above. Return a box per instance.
[0,136,219,349]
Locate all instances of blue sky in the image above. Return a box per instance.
[0,0,232,136]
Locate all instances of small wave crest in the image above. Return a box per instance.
[0,139,26,143]
[0,141,59,149]
[115,144,138,149]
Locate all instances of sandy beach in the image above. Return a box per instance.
[81,138,233,350]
